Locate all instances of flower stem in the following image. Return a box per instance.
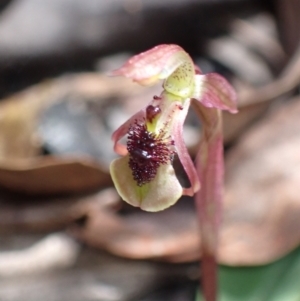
[193,102,224,301]
[200,253,218,301]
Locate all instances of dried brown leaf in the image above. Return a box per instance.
[0,188,119,233]
[0,157,111,195]
[71,199,200,263]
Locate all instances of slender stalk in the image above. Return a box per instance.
[194,103,224,301]
[200,253,218,301]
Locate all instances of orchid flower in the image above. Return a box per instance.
[110,44,237,213]
[110,44,237,301]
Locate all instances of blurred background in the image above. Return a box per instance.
[0,0,300,300]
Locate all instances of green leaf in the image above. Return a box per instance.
[196,247,300,301]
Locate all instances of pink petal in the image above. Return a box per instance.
[111,44,186,86]
[171,98,200,196]
[112,110,145,156]
[191,102,224,227]
[193,73,238,113]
